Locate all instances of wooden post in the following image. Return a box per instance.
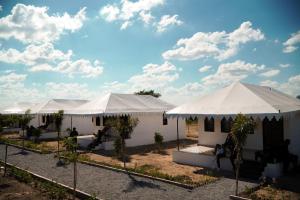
[73,157,77,200]
[71,116,73,130]
[176,117,180,151]
[4,144,8,176]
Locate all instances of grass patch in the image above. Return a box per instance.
[62,152,216,187]
[0,136,54,153]
[241,184,300,200]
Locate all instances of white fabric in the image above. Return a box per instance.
[66,93,174,115]
[30,99,88,114]
[167,82,300,117]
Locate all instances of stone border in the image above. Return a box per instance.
[71,157,205,190]
[0,160,101,200]
[229,195,252,200]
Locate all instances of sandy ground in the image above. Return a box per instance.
[84,139,215,183]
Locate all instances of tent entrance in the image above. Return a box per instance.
[262,117,284,150]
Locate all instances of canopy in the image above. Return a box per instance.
[30,99,88,114]
[66,93,174,115]
[167,82,300,118]
[1,102,37,115]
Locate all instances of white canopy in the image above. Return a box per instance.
[1,102,37,115]
[167,82,300,118]
[66,93,174,115]
[30,99,88,114]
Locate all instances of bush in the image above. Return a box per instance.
[114,136,122,158]
[0,125,3,133]
[154,132,164,150]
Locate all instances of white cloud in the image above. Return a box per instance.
[156,14,183,33]
[0,73,42,108]
[202,60,265,87]
[283,30,300,53]
[0,4,86,44]
[128,61,179,90]
[198,65,212,73]
[45,82,96,99]
[0,43,103,78]
[99,5,120,22]
[139,11,154,25]
[120,21,132,30]
[279,63,290,68]
[100,0,164,29]
[162,21,264,61]
[260,74,300,97]
[259,69,280,77]
[0,43,72,66]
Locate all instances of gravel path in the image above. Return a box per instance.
[0,144,257,200]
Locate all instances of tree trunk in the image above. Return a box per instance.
[3,144,8,177]
[57,132,60,158]
[122,136,126,170]
[73,159,77,200]
[22,128,25,151]
[235,150,240,196]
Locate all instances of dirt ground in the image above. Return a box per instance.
[247,186,300,200]
[0,175,48,200]
[84,138,216,183]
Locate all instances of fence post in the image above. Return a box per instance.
[4,144,8,176]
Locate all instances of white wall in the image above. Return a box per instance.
[197,117,263,150]
[29,115,93,135]
[126,115,185,147]
[92,114,186,148]
[284,111,300,158]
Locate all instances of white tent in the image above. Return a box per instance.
[167,82,300,118]
[66,93,185,150]
[30,99,88,114]
[168,82,300,170]
[67,93,174,115]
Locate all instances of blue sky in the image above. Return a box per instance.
[0,0,300,108]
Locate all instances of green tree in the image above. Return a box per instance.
[231,114,256,195]
[19,109,33,152]
[297,95,300,100]
[53,110,64,162]
[135,90,161,98]
[105,116,138,169]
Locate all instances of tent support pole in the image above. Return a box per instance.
[176,117,179,151]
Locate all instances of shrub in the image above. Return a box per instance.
[114,136,122,158]
[154,132,164,151]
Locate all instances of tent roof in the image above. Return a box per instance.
[31,99,88,114]
[66,93,174,115]
[167,82,300,117]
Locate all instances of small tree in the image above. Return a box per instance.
[19,109,33,152]
[154,132,164,152]
[53,110,64,162]
[135,90,161,98]
[105,116,138,169]
[63,137,78,200]
[231,114,255,196]
[32,128,42,143]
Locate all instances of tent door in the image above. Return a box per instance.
[262,117,284,150]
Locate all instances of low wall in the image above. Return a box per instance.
[173,150,233,171]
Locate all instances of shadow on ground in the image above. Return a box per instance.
[123,174,167,193]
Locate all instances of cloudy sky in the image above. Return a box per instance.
[0,0,300,109]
